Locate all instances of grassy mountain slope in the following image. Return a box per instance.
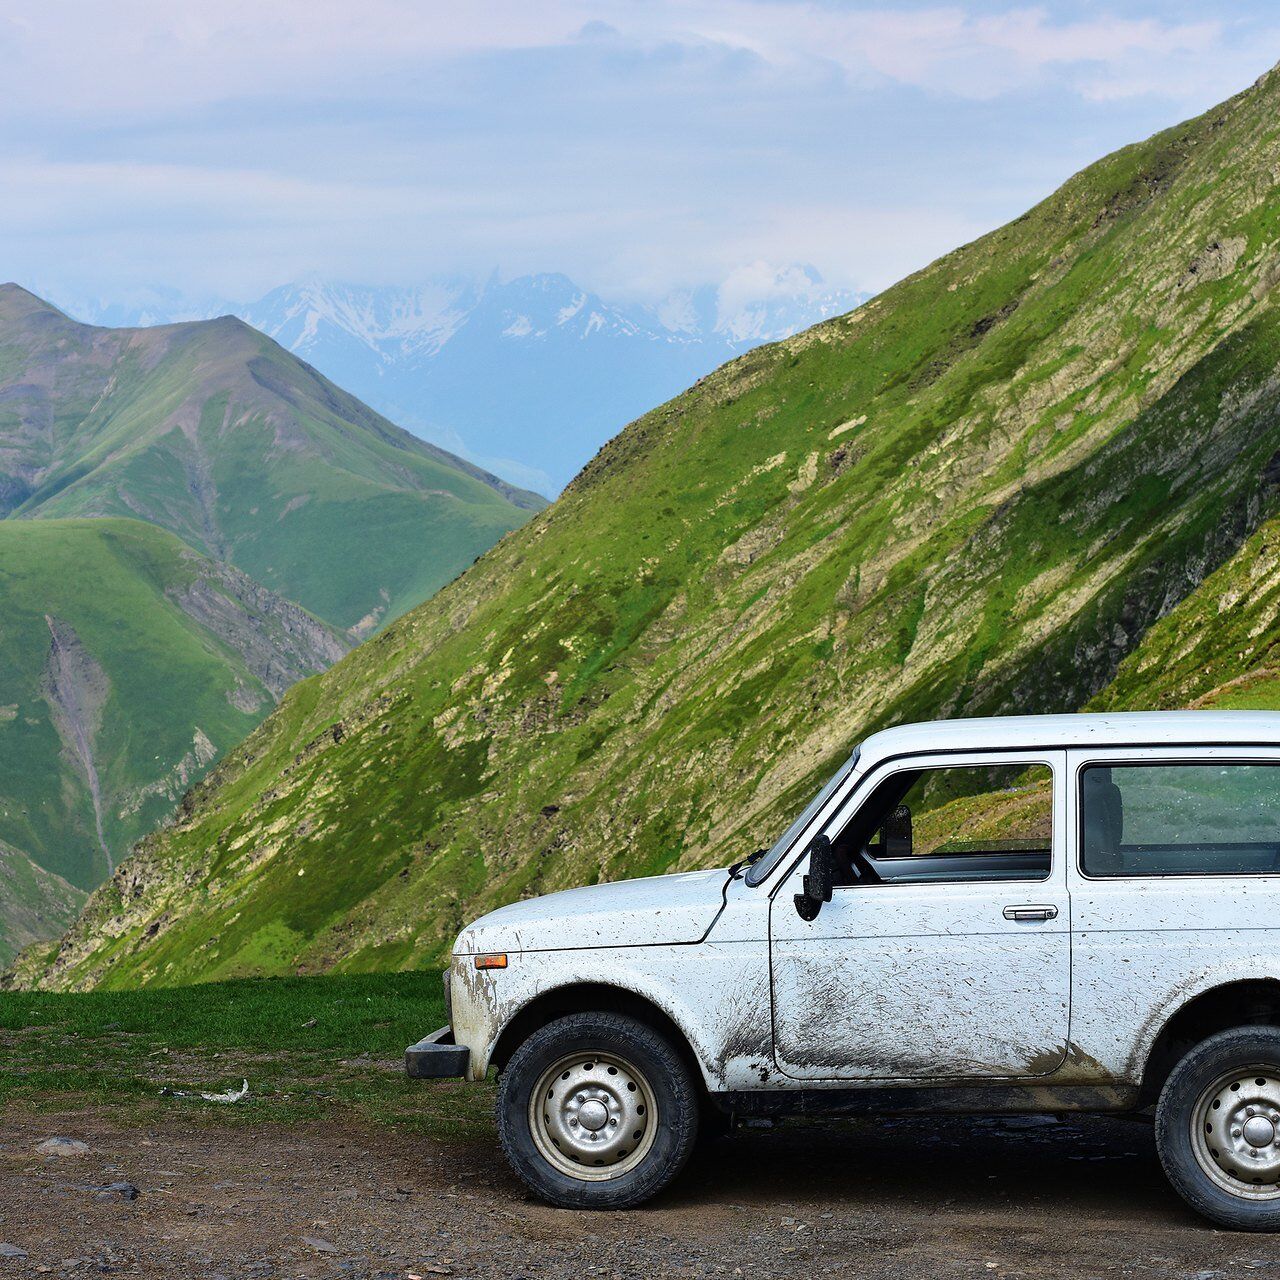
[0,287,543,635]
[27,62,1280,990]
[0,519,347,916]
[0,842,85,968]
[1093,513,1280,713]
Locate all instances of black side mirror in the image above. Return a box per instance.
[885,804,912,857]
[793,834,834,921]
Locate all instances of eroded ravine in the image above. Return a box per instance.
[41,615,112,875]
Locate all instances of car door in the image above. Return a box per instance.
[1067,746,1280,1079]
[769,750,1071,1081]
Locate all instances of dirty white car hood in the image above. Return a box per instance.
[454,868,728,954]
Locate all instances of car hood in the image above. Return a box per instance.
[454,868,729,954]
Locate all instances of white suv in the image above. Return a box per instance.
[408,711,1280,1229]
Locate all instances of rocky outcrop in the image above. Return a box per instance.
[170,559,349,699]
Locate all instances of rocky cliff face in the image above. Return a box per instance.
[168,555,350,706]
[27,62,1280,991]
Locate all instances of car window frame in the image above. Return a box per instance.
[768,749,1063,894]
[1074,751,1280,882]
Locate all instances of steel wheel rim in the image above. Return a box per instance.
[529,1050,658,1181]
[1191,1064,1280,1199]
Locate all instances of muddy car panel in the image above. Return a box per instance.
[447,919,773,1089]
[769,747,1071,1081]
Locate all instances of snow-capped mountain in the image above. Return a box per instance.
[63,269,866,495]
[656,264,864,346]
[243,278,481,361]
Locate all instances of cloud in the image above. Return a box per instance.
[610,3,1266,104]
[0,2,1276,305]
[0,1,1268,119]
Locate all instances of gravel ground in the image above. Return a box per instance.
[0,1106,1277,1278]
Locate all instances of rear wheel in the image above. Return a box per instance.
[1156,1026,1280,1230]
[497,1012,699,1209]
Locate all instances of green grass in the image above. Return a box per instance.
[32,63,1280,991]
[0,971,444,1049]
[0,973,491,1139]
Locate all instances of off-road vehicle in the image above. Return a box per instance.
[408,711,1280,1229]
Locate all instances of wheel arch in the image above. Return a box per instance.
[1141,977,1280,1103]
[489,981,709,1092]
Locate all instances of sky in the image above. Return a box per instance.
[3,0,1279,310]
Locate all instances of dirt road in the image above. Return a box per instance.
[0,1106,1275,1278]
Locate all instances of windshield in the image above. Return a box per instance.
[744,748,860,886]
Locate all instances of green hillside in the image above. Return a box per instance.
[25,61,1280,990]
[0,287,543,635]
[0,842,84,968]
[0,518,347,947]
[1093,514,1280,713]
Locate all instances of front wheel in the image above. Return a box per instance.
[1156,1026,1280,1230]
[497,1012,699,1208]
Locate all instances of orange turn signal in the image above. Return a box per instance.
[474,953,508,970]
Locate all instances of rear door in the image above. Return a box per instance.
[1067,747,1280,1076]
[769,750,1071,1081]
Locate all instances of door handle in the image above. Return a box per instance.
[1003,904,1058,922]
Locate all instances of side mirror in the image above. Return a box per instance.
[885,804,912,857]
[793,834,834,921]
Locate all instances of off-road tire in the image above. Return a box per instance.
[497,1012,699,1209]
[1156,1026,1280,1230]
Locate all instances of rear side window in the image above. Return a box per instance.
[1080,762,1280,878]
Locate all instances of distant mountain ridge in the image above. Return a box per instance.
[0,285,542,634]
[64,269,867,493]
[0,287,542,958]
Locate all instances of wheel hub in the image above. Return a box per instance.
[529,1051,658,1182]
[576,1098,609,1131]
[1244,1115,1276,1149]
[1193,1068,1280,1197]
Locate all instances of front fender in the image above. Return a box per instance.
[449,941,773,1091]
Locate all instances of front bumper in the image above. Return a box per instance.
[405,1025,470,1079]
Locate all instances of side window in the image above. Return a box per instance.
[833,763,1053,885]
[1081,762,1280,878]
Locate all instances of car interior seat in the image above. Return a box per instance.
[1082,767,1124,874]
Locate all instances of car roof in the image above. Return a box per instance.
[859,711,1280,763]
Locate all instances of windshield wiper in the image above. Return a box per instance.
[728,848,768,880]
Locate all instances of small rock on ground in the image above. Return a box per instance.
[35,1138,90,1157]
